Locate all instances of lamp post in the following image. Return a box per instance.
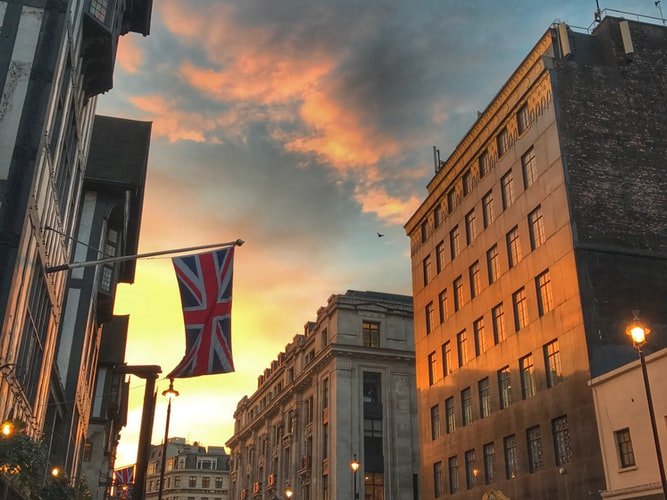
[157,378,179,500]
[350,454,360,500]
[625,310,667,496]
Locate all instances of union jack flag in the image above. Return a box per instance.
[168,247,235,378]
[113,465,134,486]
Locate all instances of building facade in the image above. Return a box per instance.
[590,348,667,500]
[227,290,419,500]
[144,437,231,500]
[404,15,667,500]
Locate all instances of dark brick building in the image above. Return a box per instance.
[405,15,667,500]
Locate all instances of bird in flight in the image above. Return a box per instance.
[377,232,384,238]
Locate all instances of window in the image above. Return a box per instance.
[486,245,500,284]
[323,474,329,500]
[498,367,512,409]
[522,147,538,188]
[454,276,464,312]
[448,456,459,494]
[363,372,381,404]
[512,287,529,331]
[362,321,380,347]
[463,169,473,195]
[442,342,452,377]
[215,477,222,489]
[479,150,491,177]
[478,378,491,418]
[202,477,211,488]
[482,191,494,228]
[465,450,477,489]
[450,226,461,260]
[492,303,506,344]
[552,415,572,465]
[517,103,531,134]
[421,221,428,242]
[615,428,636,468]
[528,205,546,250]
[445,397,456,433]
[438,290,448,324]
[423,254,433,286]
[504,435,519,479]
[436,241,446,273]
[473,317,486,356]
[457,330,468,367]
[465,209,477,244]
[365,473,384,500]
[544,340,563,388]
[483,443,496,484]
[536,270,554,316]
[497,127,510,157]
[447,189,457,213]
[434,462,443,498]
[434,204,442,228]
[501,170,515,210]
[431,405,441,440]
[425,302,435,335]
[520,354,536,399]
[461,387,473,426]
[189,476,197,487]
[527,426,543,473]
[175,476,182,487]
[428,351,437,386]
[506,226,521,268]
[469,261,481,299]
[322,422,329,458]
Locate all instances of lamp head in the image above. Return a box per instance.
[350,453,360,472]
[51,466,62,478]
[285,484,293,498]
[626,310,651,346]
[162,378,180,398]
[0,421,14,437]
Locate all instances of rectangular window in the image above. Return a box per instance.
[501,170,515,209]
[463,169,473,196]
[457,330,468,367]
[473,317,486,356]
[498,366,512,409]
[189,476,197,487]
[442,342,452,377]
[504,435,519,479]
[431,405,441,440]
[434,461,443,498]
[506,226,522,268]
[423,254,432,286]
[486,245,500,284]
[428,351,437,386]
[517,103,531,134]
[552,415,572,466]
[497,127,510,157]
[536,270,554,316]
[615,428,636,468]
[434,204,442,228]
[436,241,446,273]
[522,147,538,188]
[479,150,491,178]
[322,378,329,409]
[421,221,428,242]
[465,209,477,244]
[448,456,459,494]
[462,387,473,426]
[362,321,380,348]
[544,340,563,388]
[482,191,494,228]
[527,426,543,473]
[520,354,536,399]
[425,302,434,335]
[469,261,481,299]
[527,211,545,255]
[492,303,506,344]
[445,397,456,434]
[512,287,529,331]
[479,378,491,418]
[202,477,210,488]
[483,442,496,484]
[447,188,457,214]
[454,276,464,312]
[465,449,477,489]
[438,290,448,324]
[215,477,222,489]
[450,226,461,260]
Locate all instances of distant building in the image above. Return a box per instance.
[145,437,231,500]
[227,290,419,500]
[404,15,667,500]
[590,348,667,499]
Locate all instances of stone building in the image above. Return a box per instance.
[226,290,419,500]
[404,15,667,500]
[144,437,231,500]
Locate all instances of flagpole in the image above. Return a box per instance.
[45,239,244,274]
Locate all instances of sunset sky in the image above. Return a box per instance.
[100,0,658,466]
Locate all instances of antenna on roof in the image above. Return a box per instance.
[594,0,602,23]
[433,146,445,174]
[656,1,666,25]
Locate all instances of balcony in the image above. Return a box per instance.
[252,481,262,495]
[297,455,312,475]
[240,488,247,499]
[267,474,276,488]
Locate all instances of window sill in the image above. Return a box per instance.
[618,465,638,473]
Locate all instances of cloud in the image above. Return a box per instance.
[116,35,145,73]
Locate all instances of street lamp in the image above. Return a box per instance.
[285,483,293,498]
[157,378,179,500]
[625,310,667,496]
[350,454,360,500]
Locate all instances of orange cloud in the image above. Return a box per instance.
[116,36,144,73]
[354,184,422,225]
[129,95,216,142]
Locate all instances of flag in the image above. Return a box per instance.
[168,246,235,378]
[113,465,134,486]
